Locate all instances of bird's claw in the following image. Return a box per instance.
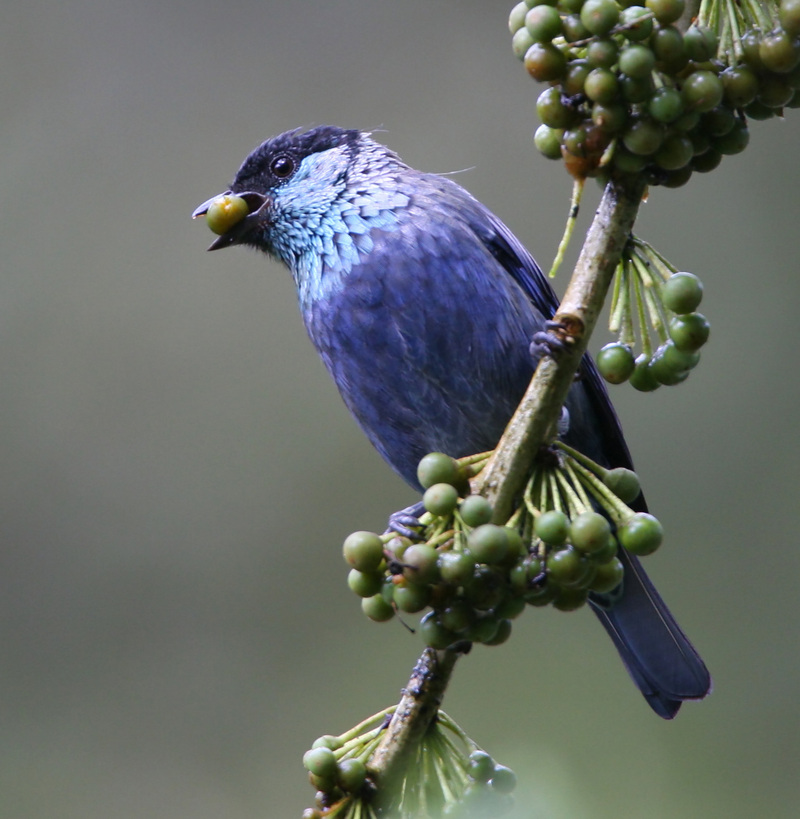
[530,320,575,361]
[386,501,426,540]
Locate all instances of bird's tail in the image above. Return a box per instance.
[589,548,712,719]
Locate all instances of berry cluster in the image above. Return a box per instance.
[595,235,710,389]
[302,709,516,818]
[345,448,662,651]
[509,0,800,183]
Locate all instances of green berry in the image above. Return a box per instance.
[534,124,565,159]
[592,102,628,133]
[682,70,723,112]
[581,0,620,35]
[757,74,794,108]
[662,272,703,314]
[714,118,749,155]
[525,42,568,81]
[691,148,723,173]
[619,44,656,79]
[535,509,570,545]
[759,28,800,74]
[780,0,800,36]
[482,618,513,646]
[654,133,693,170]
[563,13,592,41]
[537,87,577,128]
[338,758,367,793]
[589,555,625,592]
[468,751,495,783]
[417,452,461,489]
[512,26,536,60]
[303,747,338,779]
[464,567,506,611]
[603,467,641,502]
[619,512,663,555]
[419,612,458,649]
[587,37,619,68]
[629,353,661,391]
[438,550,476,584]
[596,342,636,383]
[402,544,440,585]
[525,4,564,41]
[509,1,529,33]
[585,67,621,103]
[623,119,664,155]
[649,342,693,385]
[460,494,494,527]
[721,65,759,107]
[343,530,385,572]
[440,599,474,631]
[468,524,510,565]
[423,482,460,516]
[490,765,518,794]
[669,312,710,351]
[621,73,656,103]
[683,25,718,61]
[393,582,431,613]
[494,595,526,620]
[547,546,594,587]
[205,194,249,235]
[620,6,653,40]
[466,611,502,642]
[552,586,588,611]
[361,594,395,622]
[651,25,688,72]
[564,59,592,95]
[645,0,685,24]
[348,568,383,598]
[649,87,685,123]
[569,511,612,555]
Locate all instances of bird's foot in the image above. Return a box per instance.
[530,319,576,361]
[386,501,426,540]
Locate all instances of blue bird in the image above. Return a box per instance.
[194,125,711,718]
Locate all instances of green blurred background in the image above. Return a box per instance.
[2,1,799,817]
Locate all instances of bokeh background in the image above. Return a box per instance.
[2,1,799,817]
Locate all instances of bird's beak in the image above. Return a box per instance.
[192,191,269,251]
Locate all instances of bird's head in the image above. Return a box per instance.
[193,126,411,304]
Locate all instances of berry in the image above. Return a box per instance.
[669,312,710,351]
[343,530,385,572]
[629,353,661,391]
[619,512,663,555]
[603,467,641,502]
[597,342,636,383]
[534,124,565,159]
[569,511,612,555]
[468,524,510,565]
[759,28,800,74]
[348,568,383,598]
[423,482,460,516]
[681,70,724,113]
[417,452,461,489]
[619,44,656,79]
[535,509,571,545]
[205,194,249,235]
[589,556,625,592]
[525,4,564,41]
[662,272,703,314]
[581,0,621,35]
[525,42,568,81]
[361,594,395,622]
[780,0,800,36]
[460,494,494,527]
[645,0,685,24]
[303,747,338,779]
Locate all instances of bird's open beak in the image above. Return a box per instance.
[192,191,269,251]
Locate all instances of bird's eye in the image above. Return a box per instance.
[270,155,295,179]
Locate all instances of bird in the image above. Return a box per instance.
[193,125,711,718]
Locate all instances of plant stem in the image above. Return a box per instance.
[367,173,647,804]
[474,174,647,523]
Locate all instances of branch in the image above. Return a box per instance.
[474,174,647,522]
[367,173,647,803]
